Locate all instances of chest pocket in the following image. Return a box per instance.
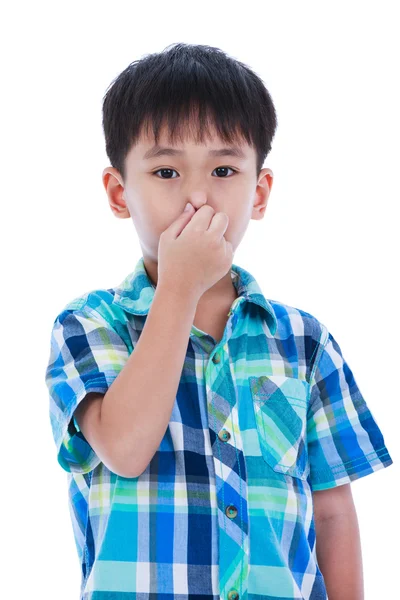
[249,375,310,480]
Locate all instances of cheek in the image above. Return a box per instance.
[229,210,252,243]
[146,211,173,239]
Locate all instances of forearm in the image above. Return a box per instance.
[315,511,364,600]
[100,283,199,477]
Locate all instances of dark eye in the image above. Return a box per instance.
[152,166,237,179]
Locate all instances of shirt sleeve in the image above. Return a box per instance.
[44,301,130,474]
[306,324,393,491]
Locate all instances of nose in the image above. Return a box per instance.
[186,192,208,211]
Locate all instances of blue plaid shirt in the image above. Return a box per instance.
[45,256,393,599]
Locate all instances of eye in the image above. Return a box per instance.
[151,166,238,179]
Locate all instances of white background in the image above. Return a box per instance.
[1,1,399,598]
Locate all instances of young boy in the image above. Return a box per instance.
[45,43,393,600]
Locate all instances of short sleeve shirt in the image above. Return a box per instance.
[44,256,393,600]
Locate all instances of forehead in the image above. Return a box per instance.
[132,120,253,161]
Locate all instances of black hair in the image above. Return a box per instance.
[102,43,278,182]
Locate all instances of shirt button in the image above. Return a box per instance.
[225,505,237,519]
[228,590,239,600]
[212,352,221,364]
[218,429,231,442]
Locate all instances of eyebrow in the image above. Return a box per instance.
[142,145,247,160]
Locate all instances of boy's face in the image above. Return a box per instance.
[102,124,273,287]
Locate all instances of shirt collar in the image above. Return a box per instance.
[113,256,277,336]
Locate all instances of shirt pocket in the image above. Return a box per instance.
[249,375,310,480]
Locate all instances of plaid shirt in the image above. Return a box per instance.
[45,256,393,600]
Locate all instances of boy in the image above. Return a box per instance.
[45,43,393,600]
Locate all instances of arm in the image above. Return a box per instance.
[99,283,200,477]
[313,484,364,600]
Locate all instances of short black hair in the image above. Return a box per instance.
[102,43,278,182]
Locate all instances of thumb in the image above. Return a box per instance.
[183,202,194,214]
[167,202,195,238]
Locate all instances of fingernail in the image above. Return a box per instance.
[184,202,192,212]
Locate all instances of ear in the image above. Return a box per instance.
[102,167,131,219]
[251,168,273,220]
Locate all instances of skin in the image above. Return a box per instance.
[102,122,273,308]
[102,124,364,595]
[313,484,364,599]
